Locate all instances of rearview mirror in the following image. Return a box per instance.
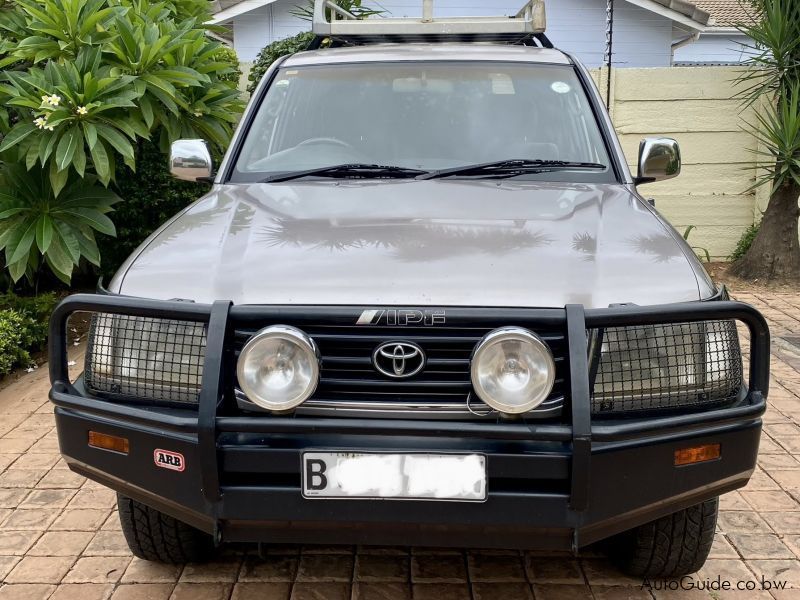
[170,139,213,182]
[635,137,680,185]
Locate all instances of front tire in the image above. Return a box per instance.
[608,497,718,578]
[117,494,216,563]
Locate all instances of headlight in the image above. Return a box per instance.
[592,319,743,414]
[236,325,320,411]
[85,314,207,404]
[470,327,555,414]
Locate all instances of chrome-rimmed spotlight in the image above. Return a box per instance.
[470,327,555,414]
[236,325,320,411]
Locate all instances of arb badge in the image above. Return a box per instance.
[154,449,185,472]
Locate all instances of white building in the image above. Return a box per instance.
[212,0,751,68]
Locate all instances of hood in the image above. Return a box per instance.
[110,180,714,308]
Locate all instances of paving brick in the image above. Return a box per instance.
[28,531,94,556]
[179,558,242,583]
[352,582,410,600]
[170,583,233,600]
[0,584,57,600]
[231,582,292,600]
[62,556,131,583]
[121,557,184,583]
[530,584,593,599]
[467,554,526,582]
[239,555,298,582]
[525,557,585,584]
[296,554,355,582]
[50,508,111,531]
[411,555,468,583]
[49,583,115,600]
[290,582,351,600]
[727,533,795,559]
[717,510,773,533]
[2,507,59,530]
[110,584,175,600]
[354,554,409,582]
[471,582,533,600]
[83,530,132,556]
[410,584,470,600]
[5,555,75,583]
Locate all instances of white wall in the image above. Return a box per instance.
[232,0,677,66]
[673,32,751,64]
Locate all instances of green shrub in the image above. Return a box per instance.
[730,223,760,262]
[0,291,58,347]
[0,309,28,375]
[247,31,314,94]
[99,139,208,276]
[0,291,59,375]
[213,46,243,87]
[0,0,244,286]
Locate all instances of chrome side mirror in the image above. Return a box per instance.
[635,137,680,185]
[170,139,213,182]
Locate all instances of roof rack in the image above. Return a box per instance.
[312,0,548,44]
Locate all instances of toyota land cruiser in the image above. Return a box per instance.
[48,0,770,578]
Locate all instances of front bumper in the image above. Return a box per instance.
[48,295,770,551]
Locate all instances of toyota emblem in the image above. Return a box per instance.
[372,341,426,378]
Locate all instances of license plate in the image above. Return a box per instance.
[302,452,487,501]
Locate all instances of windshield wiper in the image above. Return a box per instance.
[261,163,429,183]
[417,159,607,180]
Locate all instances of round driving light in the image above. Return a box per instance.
[470,327,555,414]
[236,325,320,411]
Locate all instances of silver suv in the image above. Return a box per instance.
[48,0,770,578]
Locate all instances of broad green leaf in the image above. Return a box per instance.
[89,139,110,183]
[95,124,134,159]
[49,159,69,197]
[7,214,37,265]
[82,122,97,149]
[35,215,54,253]
[55,126,80,172]
[62,208,116,236]
[0,123,37,152]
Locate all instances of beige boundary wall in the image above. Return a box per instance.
[591,66,762,260]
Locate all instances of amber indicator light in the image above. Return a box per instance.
[674,443,720,466]
[88,431,130,454]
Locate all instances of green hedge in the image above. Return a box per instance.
[248,31,314,93]
[0,292,58,376]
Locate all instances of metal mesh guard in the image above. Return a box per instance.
[84,314,207,404]
[591,319,743,414]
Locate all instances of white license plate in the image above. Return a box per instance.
[302,452,487,501]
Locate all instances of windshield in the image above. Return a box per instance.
[232,61,615,183]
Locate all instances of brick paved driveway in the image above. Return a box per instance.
[3,289,800,599]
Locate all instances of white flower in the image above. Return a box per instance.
[193,111,202,117]
[34,116,48,130]
[76,106,88,115]
[47,94,61,106]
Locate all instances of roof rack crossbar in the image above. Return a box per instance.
[312,0,547,39]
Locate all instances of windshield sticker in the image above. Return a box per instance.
[490,73,515,95]
[551,81,571,94]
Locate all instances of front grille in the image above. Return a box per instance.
[233,322,568,418]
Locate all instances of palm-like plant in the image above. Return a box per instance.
[0,0,244,285]
[730,0,800,280]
